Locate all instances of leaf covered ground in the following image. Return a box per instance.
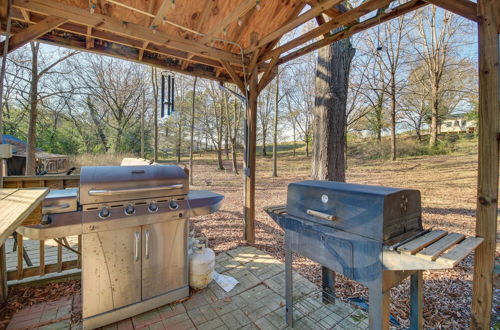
[188,151,499,329]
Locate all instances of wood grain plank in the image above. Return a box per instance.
[0,188,49,246]
[397,230,447,254]
[416,233,465,261]
[436,237,484,266]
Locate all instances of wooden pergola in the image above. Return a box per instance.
[0,0,497,328]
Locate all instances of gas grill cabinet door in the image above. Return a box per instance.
[82,226,142,319]
[141,218,188,300]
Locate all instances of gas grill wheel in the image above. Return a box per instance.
[124,204,136,216]
[148,201,159,213]
[98,206,111,219]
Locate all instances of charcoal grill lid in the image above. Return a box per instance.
[79,165,188,205]
[289,180,405,196]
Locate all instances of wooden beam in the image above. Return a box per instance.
[245,0,345,54]
[262,0,392,62]
[221,60,245,93]
[201,0,255,43]
[12,0,249,67]
[86,25,94,49]
[0,15,66,52]
[244,32,259,244]
[471,0,499,328]
[257,55,279,92]
[149,0,173,28]
[424,0,480,22]
[138,40,147,60]
[276,0,427,66]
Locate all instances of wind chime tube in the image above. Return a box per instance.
[167,74,171,116]
[171,76,175,113]
[161,75,165,118]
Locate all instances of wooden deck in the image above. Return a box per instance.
[5,235,80,285]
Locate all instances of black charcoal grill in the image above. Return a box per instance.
[266,180,483,330]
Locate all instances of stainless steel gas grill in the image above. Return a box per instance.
[18,165,224,329]
[265,181,483,330]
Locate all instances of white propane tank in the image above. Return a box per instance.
[189,240,215,290]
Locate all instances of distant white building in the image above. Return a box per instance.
[440,117,476,134]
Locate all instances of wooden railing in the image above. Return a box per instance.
[3,175,82,282]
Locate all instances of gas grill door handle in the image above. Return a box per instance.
[88,184,184,196]
[145,230,150,259]
[306,209,337,221]
[134,231,140,262]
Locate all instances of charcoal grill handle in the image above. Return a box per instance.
[145,229,150,259]
[134,231,140,262]
[88,184,183,196]
[306,209,337,221]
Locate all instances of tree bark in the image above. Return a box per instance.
[140,90,145,159]
[311,36,355,182]
[189,76,197,185]
[272,73,279,177]
[390,82,397,160]
[26,42,39,176]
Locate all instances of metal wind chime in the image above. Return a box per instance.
[161,74,175,118]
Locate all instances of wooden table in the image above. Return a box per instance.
[0,188,49,301]
[0,188,49,246]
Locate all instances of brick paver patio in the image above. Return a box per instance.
[7,246,369,329]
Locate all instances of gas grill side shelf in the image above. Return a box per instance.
[265,205,484,272]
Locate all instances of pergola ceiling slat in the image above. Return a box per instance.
[423,0,479,22]
[201,0,255,43]
[0,15,66,52]
[244,0,345,54]
[12,0,249,68]
[261,0,392,62]
[278,0,428,65]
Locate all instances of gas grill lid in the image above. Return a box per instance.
[79,165,188,205]
[287,181,422,241]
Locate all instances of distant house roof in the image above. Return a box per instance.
[1,134,68,159]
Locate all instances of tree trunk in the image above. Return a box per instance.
[305,135,309,157]
[189,77,197,185]
[272,74,279,177]
[26,42,39,176]
[429,88,439,146]
[231,138,238,174]
[390,81,397,161]
[262,134,267,156]
[311,36,355,182]
[217,148,224,170]
[177,120,182,163]
[140,90,145,159]
[293,123,296,157]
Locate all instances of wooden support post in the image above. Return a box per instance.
[0,245,7,302]
[410,271,423,330]
[57,238,63,273]
[39,240,45,275]
[243,32,259,243]
[17,233,23,280]
[471,0,499,328]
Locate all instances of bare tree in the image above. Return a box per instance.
[189,76,198,185]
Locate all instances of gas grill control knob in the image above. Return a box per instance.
[125,205,135,216]
[148,202,159,213]
[98,206,110,219]
[169,200,179,210]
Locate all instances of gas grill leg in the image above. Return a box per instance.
[369,284,390,330]
[285,247,293,327]
[409,270,423,330]
[322,267,335,304]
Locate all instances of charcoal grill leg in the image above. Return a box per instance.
[285,247,293,327]
[369,284,390,330]
[409,270,423,330]
[322,267,335,304]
